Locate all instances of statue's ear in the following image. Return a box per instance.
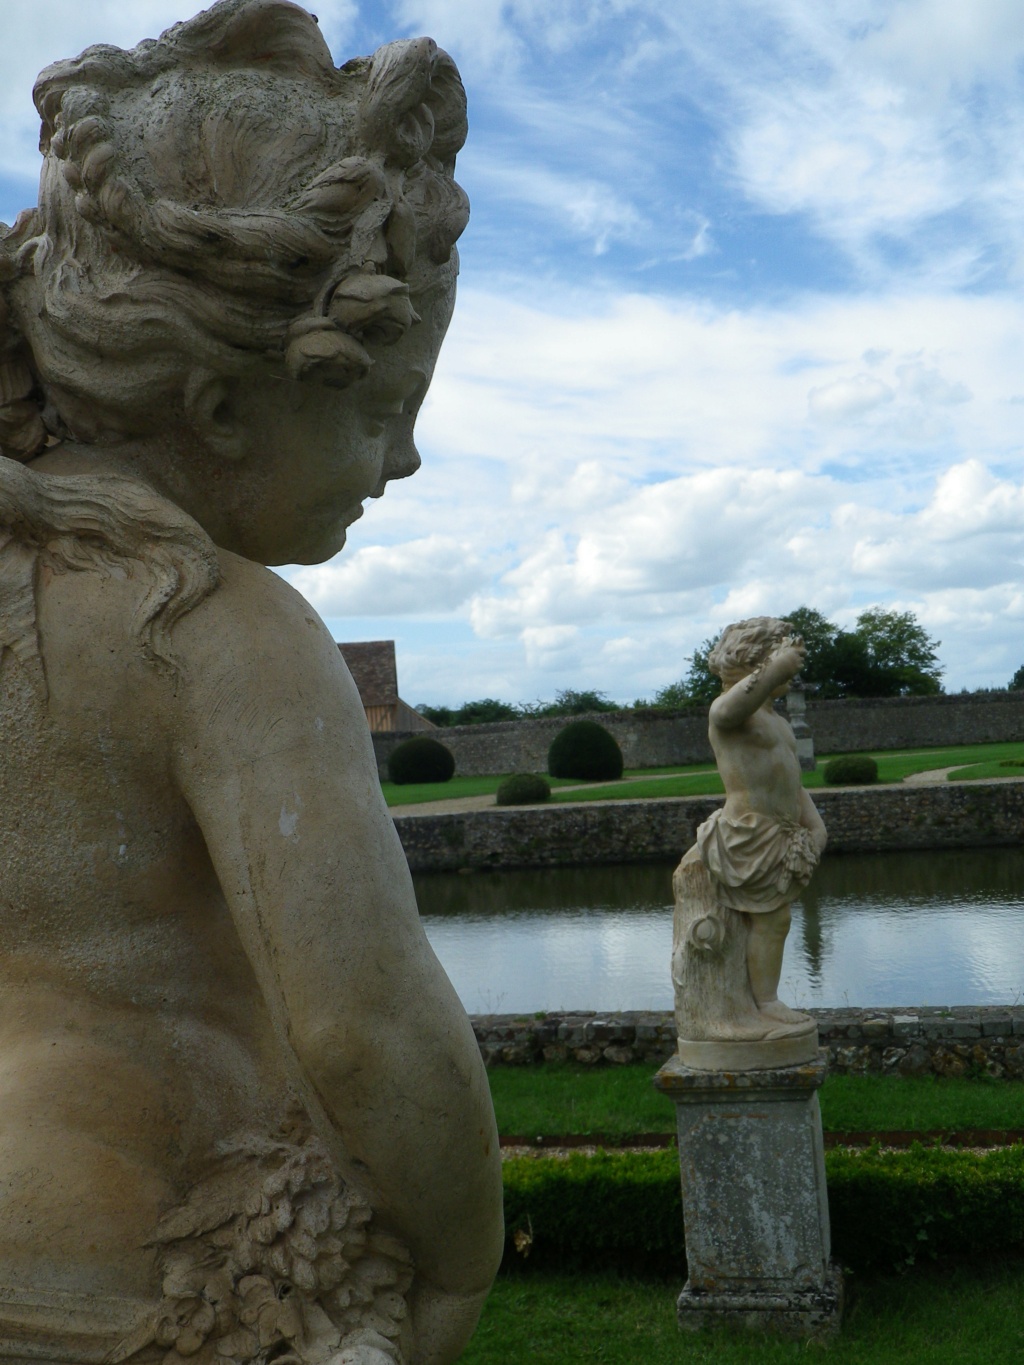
[184,371,247,462]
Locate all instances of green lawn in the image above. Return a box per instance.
[488,1064,1024,1139]
[463,1261,1024,1364]
[382,773,581,805]
[381,742,1024,808]
[952,758,1024,781]
[550,742,1024,804]
[381,763,716,807]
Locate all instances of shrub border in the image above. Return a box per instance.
[502,1144,1024,1275]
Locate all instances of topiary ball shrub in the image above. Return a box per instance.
[548,720,624,782]
[387,736,455,785]
[823,755,878,786]
[496,773,552,806]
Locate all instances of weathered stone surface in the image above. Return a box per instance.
[0,5,500,1363]
[670,620,825,1069]
[656,1053,841,1338]
[394,780,1024,871]
[473,1007,1024,1074]
[676,1267,844,1340]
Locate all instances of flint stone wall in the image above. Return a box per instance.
[472,1007,1024,1079]
[394,779,1024,873]
[374,689,1024,778]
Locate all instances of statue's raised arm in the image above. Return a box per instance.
[0,4,500,1364]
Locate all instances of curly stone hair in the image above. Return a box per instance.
[0,0,469,459]
[707,616,794,684]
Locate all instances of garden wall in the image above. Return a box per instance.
[372,689,1024,778]
[472,1006,1024,1079]
[393,778,1024,872]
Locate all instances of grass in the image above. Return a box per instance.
[491,1063,675,1138]
[548,771,725,802]
[381,764,716,808]
[380,742,1024,806]
[382,773,581,805]
[463,1261,1024,1364]
[488,1065,1024,1139]
[953,758,1024,781]
[549,741,1024,804]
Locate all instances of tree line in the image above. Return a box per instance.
[417,689,621,728]
[418,606,1024,725]
[655,606,944,707]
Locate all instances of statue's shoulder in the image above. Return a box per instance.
[173,548,349,702]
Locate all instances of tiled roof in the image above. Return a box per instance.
[337,640,399,707]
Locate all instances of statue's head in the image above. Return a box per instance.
[0,0,468,563]
[708,616,793,687]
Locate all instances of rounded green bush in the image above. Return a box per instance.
[823,754,878,786]
[387,736,455,785]
[548,720,624,781]
[496,773,552,806]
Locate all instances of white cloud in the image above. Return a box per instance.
[847,461,1024,591]
[288,535,486,616]
[521,623,580,671]
[392,0,521,69]
[465,158,645,254]
[652,0,1024,281]
[809,375,894,422]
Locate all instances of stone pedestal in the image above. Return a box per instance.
[783,684,816,771]
[654,1050,842,1338]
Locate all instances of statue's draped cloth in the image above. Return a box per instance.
[696,809,820,915]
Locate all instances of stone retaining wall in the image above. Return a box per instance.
[472,1007,1024,1079]
[394,779,1024,872]
[374,689,1024,779]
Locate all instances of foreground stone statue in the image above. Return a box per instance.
[672,617,827,1069]
[657,617,840,1336]
[0,4,502,1363]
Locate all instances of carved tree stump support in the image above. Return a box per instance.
[671,849,817,1069]
[654,1052,843,1339]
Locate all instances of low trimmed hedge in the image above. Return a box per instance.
[387,736,455,785]
[496,773,552,806]
[548,720,624,782]
[502,1144,1024,1276]
[823,754,879,785]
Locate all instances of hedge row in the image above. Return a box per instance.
[503,1145,1024,1275]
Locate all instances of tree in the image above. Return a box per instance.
[842,608,942,697]
[1009,665,1024,691]
[525,689,620,717]
[663,605,942,707]
[417,698,526,726]
[416,704,454,726]
[454,698,519,725]
[780,606,838,691]
[649,636,720,709]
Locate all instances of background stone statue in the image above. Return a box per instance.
[672,617,828,1068]
[0,4,501,1363]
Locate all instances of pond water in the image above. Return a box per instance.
[413,849,1024,1015]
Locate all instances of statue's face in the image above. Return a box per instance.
[221,275,456,566]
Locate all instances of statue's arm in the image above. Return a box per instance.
[169,559,502,1336]
[710,642,807,729]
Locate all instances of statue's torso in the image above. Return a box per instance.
[711,702,804,826]
[0,564,295,1300]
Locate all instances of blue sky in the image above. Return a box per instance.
[5,1,1024,703]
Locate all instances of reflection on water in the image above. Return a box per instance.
[414,849,1024,1015]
